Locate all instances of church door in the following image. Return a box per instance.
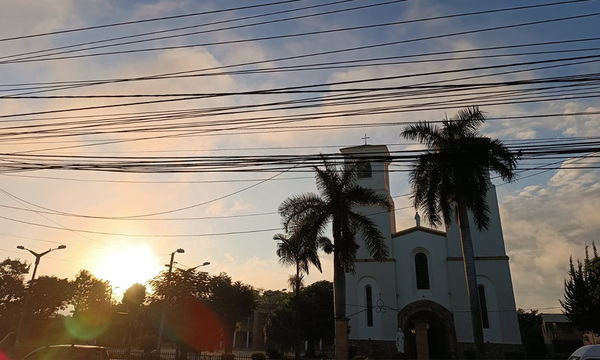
[398,301,457,359]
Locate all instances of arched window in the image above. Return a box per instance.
[356,160,372,178]
[478,285,490,328]
[415,252,430,289]
[366,285,373,327]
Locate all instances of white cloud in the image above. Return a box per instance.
[501,164,600,309]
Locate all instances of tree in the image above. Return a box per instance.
[274,232,322,298]
[147,268,214,352]
[400,106,518,359]
[0,258,28,338]
[264,301,295,357]
[207,273,256,353]
[147,267,210,304]
[117,284,146,350]
[68,270,113,342]
[517,309,546,359]
[71,270,111,314]
[278,156,391,360]
[275,230,323,359]
[561,242,600,334]
[298,281,334,358]
[29,275,73,319]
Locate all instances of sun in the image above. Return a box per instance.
[94,243,163,296]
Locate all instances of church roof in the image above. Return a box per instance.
[392,225,446,238]
[340,144,390,157]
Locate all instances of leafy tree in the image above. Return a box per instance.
[29,275,73,319]
[147,267,213,351]
[298,281,334,357]
[561,242,600,334]
[116,284,146,350]
[400,106,518,359]
[207,273,256,353]
[517,309,546,360]
[274,231,322,359]
[68,270,113,342]
[279,157,391,360]
[147,268,210,304]
[0,258,28,338]
[122,283,146,310]
[71,270,111,314]
[264,304,295,357]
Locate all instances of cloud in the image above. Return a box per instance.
[500,163,600,309]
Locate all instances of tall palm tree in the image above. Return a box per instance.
[278,156,391,360]
[400,106,517,359]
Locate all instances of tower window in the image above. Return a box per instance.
[366,285,373,327]
[415,252,430,289]
[356,160,372,178]
[478,285,490,328]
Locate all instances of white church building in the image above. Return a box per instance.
[340,144,523,359]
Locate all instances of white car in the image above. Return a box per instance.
[568,345,600,360]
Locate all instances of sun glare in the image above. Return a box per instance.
[94,244,162,295]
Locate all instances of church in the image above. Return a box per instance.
[340,144,523,359]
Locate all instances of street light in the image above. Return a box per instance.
[156,248,184,356]
[187,262,210,271]
[15,244,67,345]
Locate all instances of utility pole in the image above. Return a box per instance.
[15,245,66,345]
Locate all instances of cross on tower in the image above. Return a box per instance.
[362,134,370,145]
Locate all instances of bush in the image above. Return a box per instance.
[251,353,266,360]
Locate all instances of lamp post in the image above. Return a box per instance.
[186,262,210,271]
[156,248,184,357]
[15,244,66,345]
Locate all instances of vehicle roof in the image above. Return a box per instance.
[44,345,107,349]
[571,345,600,357]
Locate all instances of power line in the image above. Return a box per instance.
[1,1,594,65]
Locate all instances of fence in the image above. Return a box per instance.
[109,348,331,360]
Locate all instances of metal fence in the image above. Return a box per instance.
[108,348,331,360]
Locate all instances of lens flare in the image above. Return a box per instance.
[63,311,112,341]
[164,298,223,352]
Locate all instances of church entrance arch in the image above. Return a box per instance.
[398,300,457,359]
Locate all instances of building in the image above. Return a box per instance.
[540,313,584,356]
[341,144,523,359]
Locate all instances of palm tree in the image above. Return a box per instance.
[278,156,391,360]
[274,232,322,298]
[400,106,518,359]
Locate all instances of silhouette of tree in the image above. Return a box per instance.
[207,273,256,353]
[279,157,390,360]
[29,275,73,319]
[298,281,334,357]
[561,242,600,334]
[400,106,518,359]
[274,231,322,298]
[67,270,113,342]
[517,309,546,360]
[0,258,28,338]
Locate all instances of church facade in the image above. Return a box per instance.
[340,145,523,359]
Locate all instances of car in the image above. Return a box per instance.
[21,344,111,360]
[568,345,600,360]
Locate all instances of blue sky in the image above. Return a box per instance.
[0,0,599,313]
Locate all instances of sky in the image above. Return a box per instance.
[0,0,599,314]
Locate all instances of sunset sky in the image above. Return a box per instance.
[0,0,598,313]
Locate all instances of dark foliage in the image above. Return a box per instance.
[561,242,600,334]
[516,309,546,359]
